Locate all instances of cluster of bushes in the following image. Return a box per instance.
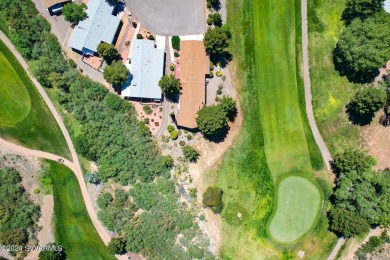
[328,148,390,238]
[355,231,390,259]
[182,145,200,162]
[99,179,213,258]
[0,1,212,258]
[333,0,390,83]
[206,0,220,9]
[207,13,222,27]
[196,96,237,138]
[0,168,40,257]
[171,36,180,51]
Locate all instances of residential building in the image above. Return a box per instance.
[43,0,70,14]
[68,0,121,55]
[121,39,164,102]
[176,40,210,129]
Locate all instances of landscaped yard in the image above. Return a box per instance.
[206,0,336,258]
[0,40,70,159]
[48,160,114,260]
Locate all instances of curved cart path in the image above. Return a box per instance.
[300,1,346,259]
[0,32,112,246]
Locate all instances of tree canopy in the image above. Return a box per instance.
[203,26,231,56]
[328,208,370,237]
[97,43,118,64]
[332,148,376,175]
[342,0,385,24]
[333,12,390,83]
[347,87,387,119]
[158,74,181,96]
[62,3,87,24]
[196,104,229,136]
[103,61,130,87]
[107,238,126,255]
[220,96,237,121]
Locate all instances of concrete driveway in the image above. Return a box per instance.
[126,0,206,36]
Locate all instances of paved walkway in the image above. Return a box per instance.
[0,32,114,248]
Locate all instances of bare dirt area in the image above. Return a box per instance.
[187,100,242,255]
[360,112,390,170]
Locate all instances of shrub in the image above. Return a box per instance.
[170,64,175,71]
[125,41,130,47]
[34,188,40,194]
[87,173,101,185]
[203,186,224,214]
[143,118,149,124]
[215,96,220,102]
[161,135,169,143]
[132,21,137,28]
[174,52,180,58]
[171,36,180,51]
[169,111,175,117]
[108,237,126,255]
[216,89,222,95]
[167,125,175,132]
[209,71,214,78]
[210,61,214,71]
[179,141,185,146]
[97,192,113,209]
[170,130,178,140]
[207,17,213,26]
[136,34,143,39]
[147,35,155,41]
[221,75,226,81]
[187,134,193,141]
[154,122,159,126]
[182,145,199,162]
[143,105,153,115]
[216,71,223,77]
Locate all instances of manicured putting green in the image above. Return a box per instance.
[0,48,31,126]
[268,176,321,243]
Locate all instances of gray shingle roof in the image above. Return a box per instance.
[68,0,120,53]
[121,40,164,100]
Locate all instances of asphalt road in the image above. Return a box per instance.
[126,0,206,35]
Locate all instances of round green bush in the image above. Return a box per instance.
[147,35,155,41]
[207,18,213,25]
[137,34,143,39]
[170,130,178,140]
[209,71,214,78]
[174,52,180,58]
[179,141,185,146]
[217,89,222,95]
[170,64,175,71]
[210,61,214,71]
[34,188,40,194]
[167,125,175,132]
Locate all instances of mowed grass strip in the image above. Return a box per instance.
[0,40,70,159]
[268,176,321,243]
[48,161,114,260]
[253,0,321,242]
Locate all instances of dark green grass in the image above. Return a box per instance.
[0,40,70,159]
[47,160,114,260]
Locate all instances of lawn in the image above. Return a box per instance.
[268,176,321,243]
[209,0,336,258]
[47,160,114,260]
[308,0,360,153]
[0,40,70,159]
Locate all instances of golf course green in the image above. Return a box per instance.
[49,161,114,259]
[0,49,31,126]
[0,40,70,159]
[268,176,321,243]
[253,0,322,243]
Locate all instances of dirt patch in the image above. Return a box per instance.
[360,112,390,170]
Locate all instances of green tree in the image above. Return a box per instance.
[38,243,66,260]
[220,96,237,121]
[328,208,370,238]
[202,186,224,214]
[342,0,385,24]
[97,192,113,209]
[158,75,180,96]
[348,87,387,115]
[107,237,126,255]
[103,61,130,87]
[97,42,118,64]
[62,3,87,24]
[196,105,228,136]
[171,36,180,51]
[333,12,390,83]
[182,145,200,162]
[332,148,376,174]
[0,228,28,246]
[203,26,231,55]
